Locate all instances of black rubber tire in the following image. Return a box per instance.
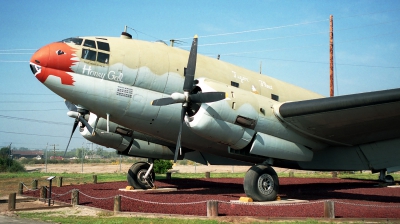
[127,162,155,189]
[243,164,279,201]
[385,175,395,183]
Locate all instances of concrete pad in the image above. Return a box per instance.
[388,185,400,188]
[119,188,177,193]
[230,198,309,205]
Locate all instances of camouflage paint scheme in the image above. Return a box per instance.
[30,35,400,173]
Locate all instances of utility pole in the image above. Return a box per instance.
[259,61,262,74]
[49,144,59,159]
[329,15,334,97]
[45,143,48,173]
[170,39,175,47]
[8,143,12,169]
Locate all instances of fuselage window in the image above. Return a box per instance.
[97,41,110,51]
[271,94,279,101]
[62,38,83,45]
[82,49,96,61]
[83,39,96,48]
[97,52,109,64]
[231,81,239,88]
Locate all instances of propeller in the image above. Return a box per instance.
[64,100,94,157]
[151,35,226,162]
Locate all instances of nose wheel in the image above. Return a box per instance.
[127,162,155,189]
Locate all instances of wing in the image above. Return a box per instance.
[274,88,400,146]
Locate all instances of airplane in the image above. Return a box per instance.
[29,28,400,201]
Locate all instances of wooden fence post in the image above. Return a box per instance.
[205,172,210,178]
[57,177,63,187]
[93,175,97,184]
[324,200,335,218]
[8,193,16,211]
[289,171,294,177]
[17,182,23,195]
[207,200,218,217]
[40,186,47,201]
[71,190,79,206]
[114,195,121,213]
[32,179,38,190]
[166,172,172,179]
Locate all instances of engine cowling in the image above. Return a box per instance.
[80,113,177,160]
[185,78,258,149]
[80,113,133,152]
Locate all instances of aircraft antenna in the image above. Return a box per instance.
[329,15,334,97]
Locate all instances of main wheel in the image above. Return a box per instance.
[127,162,155,189]
[244,164,279,201]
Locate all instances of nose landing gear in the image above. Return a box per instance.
[127,159,155,189]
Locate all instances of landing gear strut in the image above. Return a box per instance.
[379,170,394,183]
[127,159,155,189]
[243,164,279,201]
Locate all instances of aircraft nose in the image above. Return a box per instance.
[30,45,49,68]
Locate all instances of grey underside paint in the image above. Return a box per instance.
[298,138,400,171]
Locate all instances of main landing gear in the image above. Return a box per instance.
[127,159,155,189]
[379,170,395,183]
[244,164,279,201]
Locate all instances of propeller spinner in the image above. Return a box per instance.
[151,35,226,162]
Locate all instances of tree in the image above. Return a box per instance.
[96,147,104,157]
[153,159,173,174]
[0,147,10,159]
[76,147,85,159]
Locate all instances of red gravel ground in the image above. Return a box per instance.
[24,177,400,218]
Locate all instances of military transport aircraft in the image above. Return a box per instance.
[29,29,400,201]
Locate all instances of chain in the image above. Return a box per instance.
[333,200,400,208]
[21,182,39,192]
[220,200,324,207]
[79,191,115,200]
[120,195,208,205]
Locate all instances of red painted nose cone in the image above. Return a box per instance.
[30,45,49,67]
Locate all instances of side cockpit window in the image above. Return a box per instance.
[97,52,109,64]
[62,38,83,45]
[97,41,110,51]
[82,49,97,61]
[81,39,109,64]
[83,40,96,48]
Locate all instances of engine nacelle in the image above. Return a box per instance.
[80,113,177,159]
[185,78,259,149]
[80,113,133,152]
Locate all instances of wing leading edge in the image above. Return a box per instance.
[275,88,400,146]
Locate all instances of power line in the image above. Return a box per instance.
[0,109,64,112]
[180,31,328,48]
[0,130,80,139]
[0,101,62,103]
[0,114,70,126]
[0,93,55,95]
[225,55,400,69]
[173,19,329,40]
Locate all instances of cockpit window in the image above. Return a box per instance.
[83,39,96,48]
[61,38,83,45]
[97,41,110,51]
[82,49,96,61]
[97,52,109,64]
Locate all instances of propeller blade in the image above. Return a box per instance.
[189,92,227,103]
[65,100,77,112]
[183,35,198,92]
[174,107,186,163]
[151,97,176,106]
[78,115,93,134]
[64,119,79,157]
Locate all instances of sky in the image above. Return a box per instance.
[1,0,399,151]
